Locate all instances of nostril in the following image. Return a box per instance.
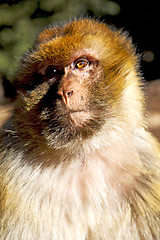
[67,90,73,97]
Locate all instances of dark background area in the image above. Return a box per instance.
[105,0,160,81]
[0,0,159,100]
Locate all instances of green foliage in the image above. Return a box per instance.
[0,0,120,81]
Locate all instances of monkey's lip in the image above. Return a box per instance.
[71,110,91,126]
[63,109,91,126]
[61,109,89,116]
[70,109,88,114]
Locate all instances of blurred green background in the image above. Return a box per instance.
[0,0,159,101]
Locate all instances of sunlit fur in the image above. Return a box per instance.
[1,18,160,240]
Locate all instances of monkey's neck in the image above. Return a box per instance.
[17,122,158,198]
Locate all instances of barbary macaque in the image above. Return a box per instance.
[1,18,160,240]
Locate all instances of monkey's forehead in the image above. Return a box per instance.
[31,35,104,66]
[26,18,136,69]
[34,18,109,64]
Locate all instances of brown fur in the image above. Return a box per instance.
[0,18,160,240]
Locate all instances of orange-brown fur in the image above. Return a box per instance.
[0,18,160,240]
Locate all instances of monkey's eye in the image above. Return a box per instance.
[75,59,89,69]
[45,65,63,84]
[45,66,58,79]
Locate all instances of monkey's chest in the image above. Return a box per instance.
[18,160,128,239]
[2,152,138,240]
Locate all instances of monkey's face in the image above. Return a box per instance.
[15,19,136,148]
[18,52,106,147]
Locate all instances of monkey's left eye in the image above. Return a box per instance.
[45,66,58,79]
[45,65,63,84]
[75,59,89,69]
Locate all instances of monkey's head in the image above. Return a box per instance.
[14,18,141,150]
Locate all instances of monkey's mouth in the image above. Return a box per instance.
[65,109,91,127]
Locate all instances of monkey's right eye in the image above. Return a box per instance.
[75,59,89,69]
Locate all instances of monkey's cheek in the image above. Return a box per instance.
[69,111,91,127]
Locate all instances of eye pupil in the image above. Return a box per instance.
[77,62,84,68]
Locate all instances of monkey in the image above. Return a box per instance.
[0,18,160,240]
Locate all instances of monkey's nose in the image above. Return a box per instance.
[58,88,74,103]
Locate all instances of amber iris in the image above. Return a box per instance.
[75,59,88,69]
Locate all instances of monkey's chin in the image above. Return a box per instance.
[69,110,91,127]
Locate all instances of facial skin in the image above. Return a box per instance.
[1,18,160,240]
